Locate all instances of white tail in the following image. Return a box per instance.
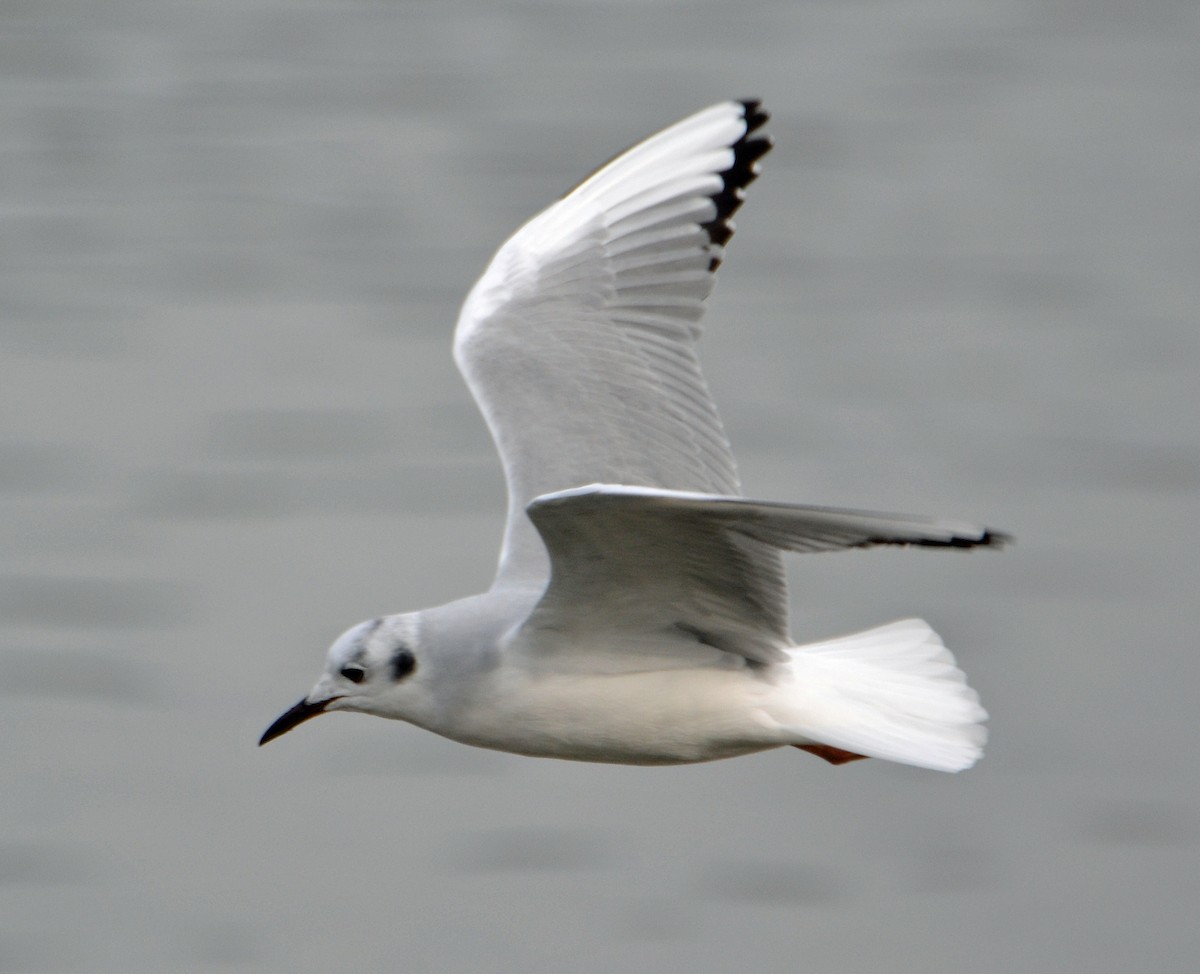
[775,619,988,772]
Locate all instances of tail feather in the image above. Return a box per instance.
[776,619,987,773]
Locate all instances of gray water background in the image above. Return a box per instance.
[2,1,1197,971]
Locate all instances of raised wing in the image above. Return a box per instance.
[453,101,771,588]
[520,485,1008,665]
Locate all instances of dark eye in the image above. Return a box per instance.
[390,649,416,682]
[339,665,365,684]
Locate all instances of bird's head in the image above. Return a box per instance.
[259,614,423,746]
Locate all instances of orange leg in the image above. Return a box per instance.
[793,744,869,766]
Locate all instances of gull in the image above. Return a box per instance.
[260,100,1007,772]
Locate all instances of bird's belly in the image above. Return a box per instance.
[447,667,784,765]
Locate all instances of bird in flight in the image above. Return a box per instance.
[260,101,1007,771]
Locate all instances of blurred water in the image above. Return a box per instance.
[2,1,1197,971]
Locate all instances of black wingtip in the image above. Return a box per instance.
[738,99,770,135]
[700,100,774,251]
[861,528,1013,550]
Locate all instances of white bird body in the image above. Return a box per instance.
[451,656,780,766]
[260,101,1006,773]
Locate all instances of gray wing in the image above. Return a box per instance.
[453,101,771,588]
[520,485,1009,665]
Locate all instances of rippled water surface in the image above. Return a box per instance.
[3,2,1197,971]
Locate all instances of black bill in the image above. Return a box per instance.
[258,695,340,746]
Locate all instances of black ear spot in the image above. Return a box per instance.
[339,665,365,684]
[390,648,416,682]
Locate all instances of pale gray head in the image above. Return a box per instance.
[259,613,425,745]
